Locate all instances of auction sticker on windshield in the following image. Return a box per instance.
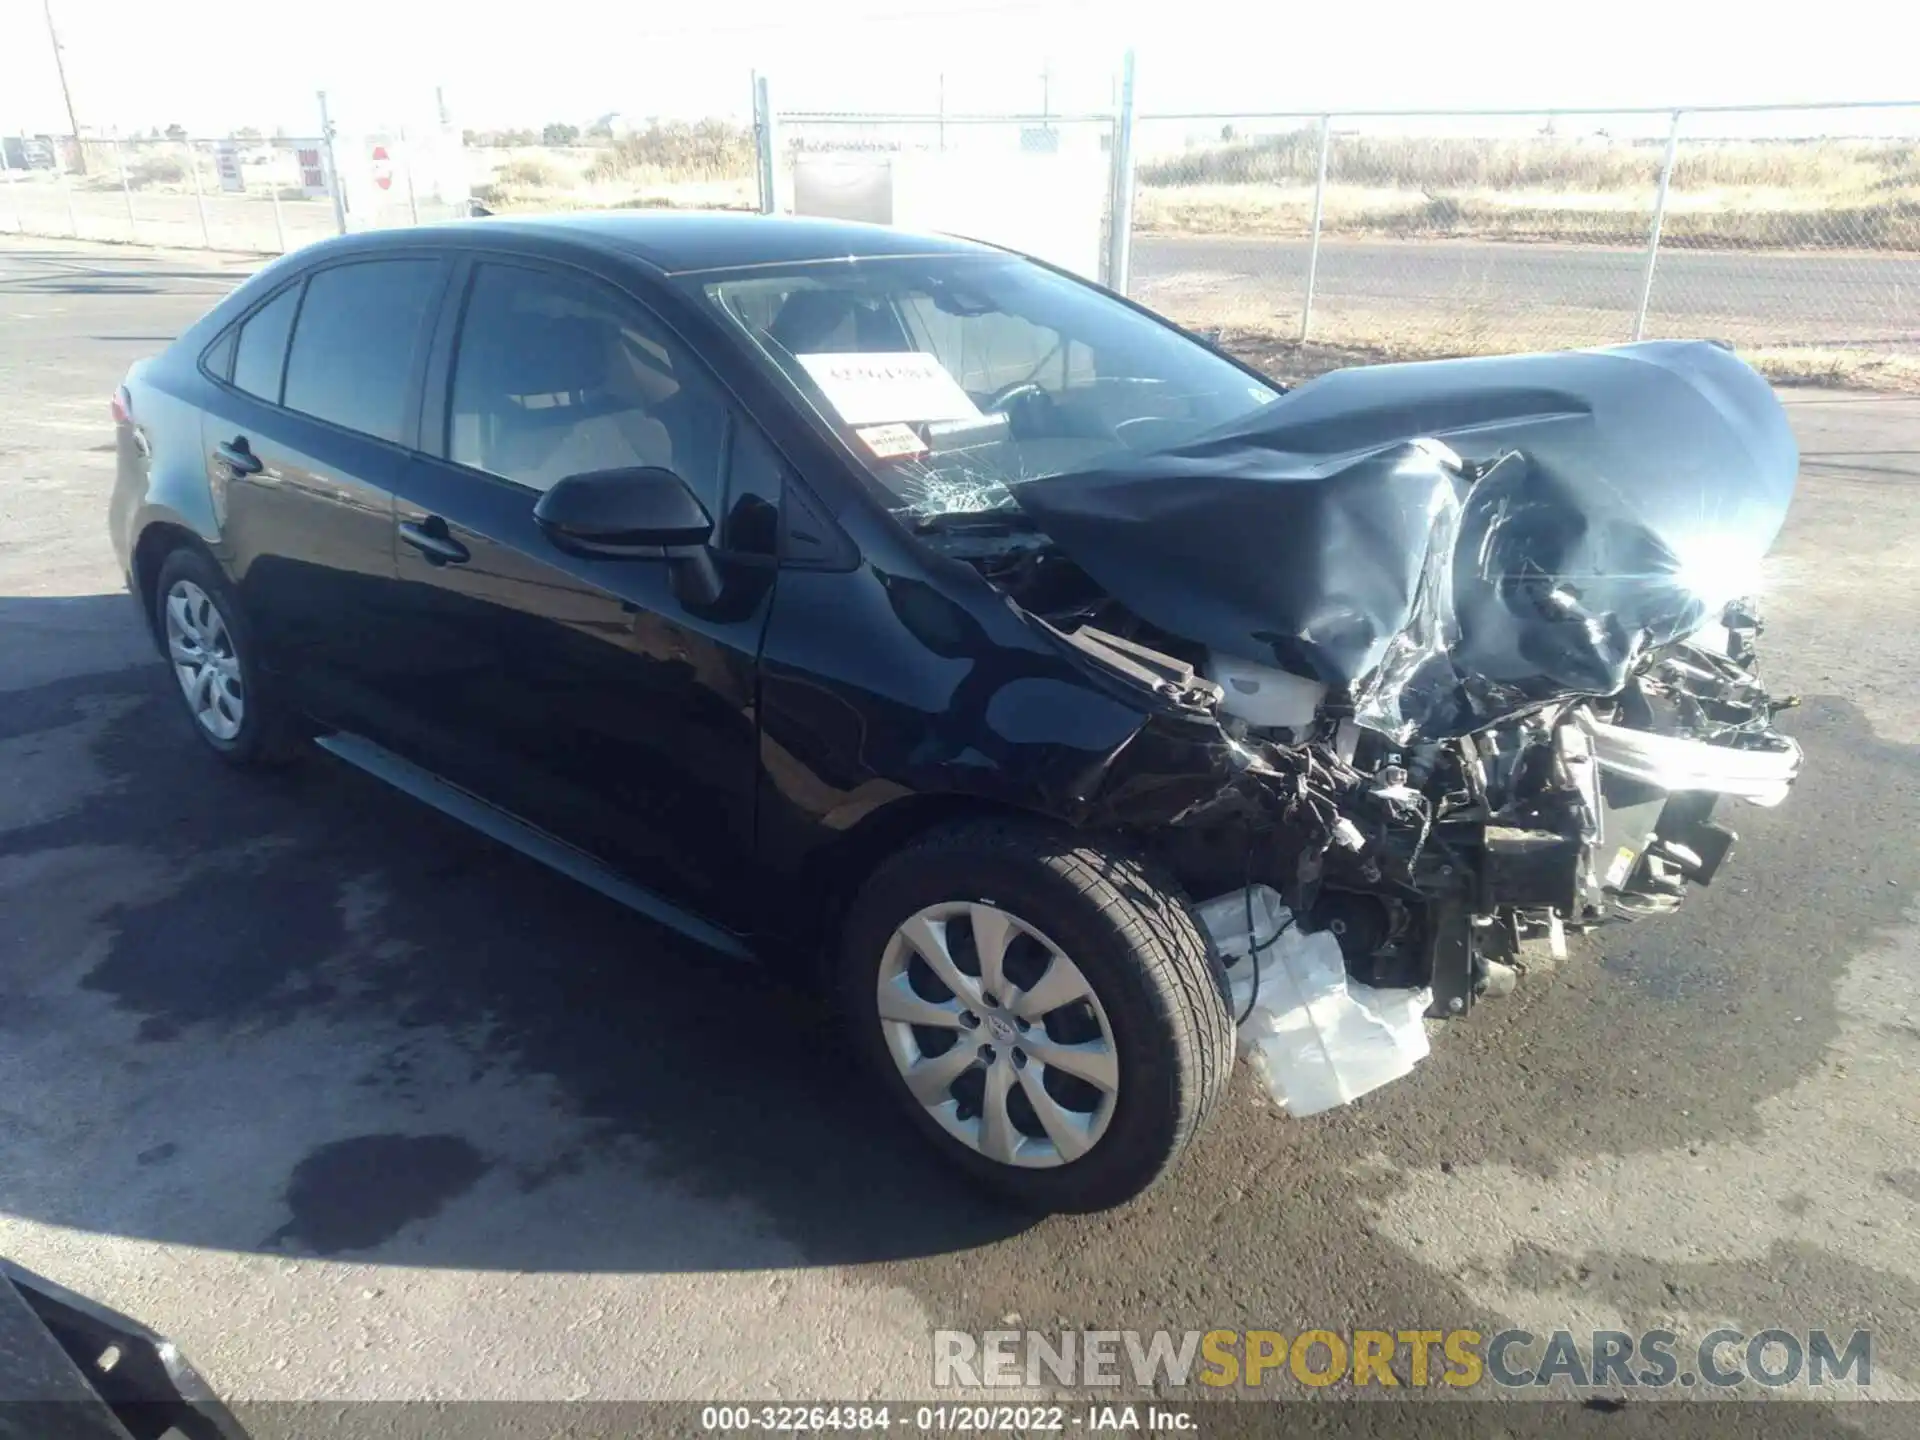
[854,423,930,459]
[798,351,984,425]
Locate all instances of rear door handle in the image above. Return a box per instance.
[215,436,262,476]
[400,517,470,566]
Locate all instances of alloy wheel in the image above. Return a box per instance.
[164,579,245,742]
[877,901,1119,1168]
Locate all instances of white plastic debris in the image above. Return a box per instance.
[1194,885,1433,1117]
[1202,651,1326,731]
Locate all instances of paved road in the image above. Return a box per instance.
[1132,234,1920,347]
[2,238,1918,1434]
[8,178,1920,350]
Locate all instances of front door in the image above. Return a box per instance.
[381,257,781,923]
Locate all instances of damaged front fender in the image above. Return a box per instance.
[751,552,1322,905]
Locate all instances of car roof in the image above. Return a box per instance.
[323,210,999,276]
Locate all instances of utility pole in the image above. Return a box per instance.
[42,0,86,173]
[317,90,348,235]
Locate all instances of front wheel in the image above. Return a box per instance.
[837,820,1235,1212]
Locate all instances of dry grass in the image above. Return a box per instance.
[1142,131,1913,194]
[1137,134,1920,250]
[469,129,756,213]
[1737,347,1920,391]
[1137,183,1920,250]
[469,145,753,214]
[583,121,756,183]
[1350,195,1920,250]
[1139,184,1920,251]
[494,155,577,190]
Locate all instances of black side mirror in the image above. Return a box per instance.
[533,467,713,556]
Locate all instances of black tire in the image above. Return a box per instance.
[151,546,303,769]
[838,818,1235,1212]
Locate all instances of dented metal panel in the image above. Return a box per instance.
[1010,340,1798,742]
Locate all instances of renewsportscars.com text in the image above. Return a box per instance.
[934,1327,1872,1391]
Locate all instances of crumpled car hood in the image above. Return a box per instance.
[1009,340,1798,740]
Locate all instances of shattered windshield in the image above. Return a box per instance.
[695,254,1280,520]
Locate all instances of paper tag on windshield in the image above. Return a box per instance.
[855,423,928,460]
[797,351,984,426]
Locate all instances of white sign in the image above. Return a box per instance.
[797,351,983,426]
[889,150,1108,284]
[213,141,245,194]
[296,146,329,199]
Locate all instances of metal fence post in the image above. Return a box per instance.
[267,140,287,252]
[1633,108,1682,341]
[753,74,778,215]
[1300,113,1333,343]
[13,132,32,234]
[187,139,211,247]
[114,137,136,239]
[400,129,420,225]
[1104,47,1138,295]
[1,139,20,233]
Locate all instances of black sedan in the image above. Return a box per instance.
[108,212,1801,1212]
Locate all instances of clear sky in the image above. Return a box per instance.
[2,0,1912,139]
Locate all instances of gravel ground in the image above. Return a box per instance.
[1,236,1916,1436]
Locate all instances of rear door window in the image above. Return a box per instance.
[230,283,301,403]
[282,259,446,444]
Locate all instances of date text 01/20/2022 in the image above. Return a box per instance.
[698,1405,1195,1432]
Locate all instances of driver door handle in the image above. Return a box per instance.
[215,436,263,476]
[400,516,470,566]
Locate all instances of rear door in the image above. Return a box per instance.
[203,255,449,729]
[379,255,782,921]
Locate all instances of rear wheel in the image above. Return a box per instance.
[153,547,301,768]
[838,819,1235,1212]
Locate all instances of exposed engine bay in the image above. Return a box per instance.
[921,340,1804,1046]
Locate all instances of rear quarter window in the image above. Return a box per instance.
[281,259,446,443]
[230,283,302,403]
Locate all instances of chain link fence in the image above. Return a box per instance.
[1126,103,1920,387]
[752,93,1919,387]
[0,130,471,253]
[1639,105,1920,380]
[1,135,335,251]
[6,96,1916,390]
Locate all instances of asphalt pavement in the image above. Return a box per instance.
[1,237,1917,1432]
[1130,234,1920,347]
[8,180,1920,350]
